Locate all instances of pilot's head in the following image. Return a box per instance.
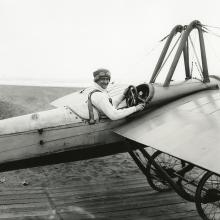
[93,68,111,89]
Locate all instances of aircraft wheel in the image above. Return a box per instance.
[177,165,206,202]
[195,171,220,220]
[145,151,175,192]
[145,150,201,201]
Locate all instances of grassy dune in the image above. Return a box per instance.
[0,85,80,119]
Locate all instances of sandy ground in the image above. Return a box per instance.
[0,85,142,188]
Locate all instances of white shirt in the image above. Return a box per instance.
[91,83,136,120]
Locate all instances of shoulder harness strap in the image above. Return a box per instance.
[88,89,101,124]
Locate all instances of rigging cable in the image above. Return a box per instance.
[194,62,203,79]
[190,61,194,76]
[145,33,170,57]
[126,33,168,80]
[203,27,220,38]
[188,35,203,73]
[204,32,220,63]
[152,32,183,81]
[202,24,220,38]
[202,24,220,61]
[188,35,204,79]
[188,33,195,78]
[203,24,220,30]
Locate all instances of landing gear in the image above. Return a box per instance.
[177,165,205,202]
[130,148,198,200]
[145,150,205,201]
[129,146,220,219]
[195,172,220,220]
[129,149,172,192]
[145,151,174,192]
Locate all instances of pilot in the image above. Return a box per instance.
[88,68,145,120]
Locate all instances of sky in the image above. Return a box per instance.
[1,0,220,86]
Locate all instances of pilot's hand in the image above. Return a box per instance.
[135,103,145,112]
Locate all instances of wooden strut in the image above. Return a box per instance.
[150,20,209,86]
[164,20,209,87]
[150,25,184,83]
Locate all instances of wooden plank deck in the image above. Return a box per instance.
[0,175,201,220]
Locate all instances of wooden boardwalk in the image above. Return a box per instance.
[0,175,201,220]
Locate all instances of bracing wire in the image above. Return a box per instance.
[188,35,203,74]
[160,33,182,70]
[152,32,183,81]
[202,24,220,74]
[205,33,220,63]
[126,33,168,80]
[203,24,220,30]
[189,33,195,78]
[160,34,170,42]
[144,34,169,57]
[203,27,220,38]
[190,61,194,76]
[202,24,220,38]
[188,30,204,80]
[145,41,163,57]
[194,61,203,79]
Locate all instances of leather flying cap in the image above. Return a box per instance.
[93,68,111,82]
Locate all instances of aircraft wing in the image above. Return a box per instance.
[114,89,220,175]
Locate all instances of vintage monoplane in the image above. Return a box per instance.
[0,20,220,220]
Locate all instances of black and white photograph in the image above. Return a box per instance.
[0,0,220,219]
